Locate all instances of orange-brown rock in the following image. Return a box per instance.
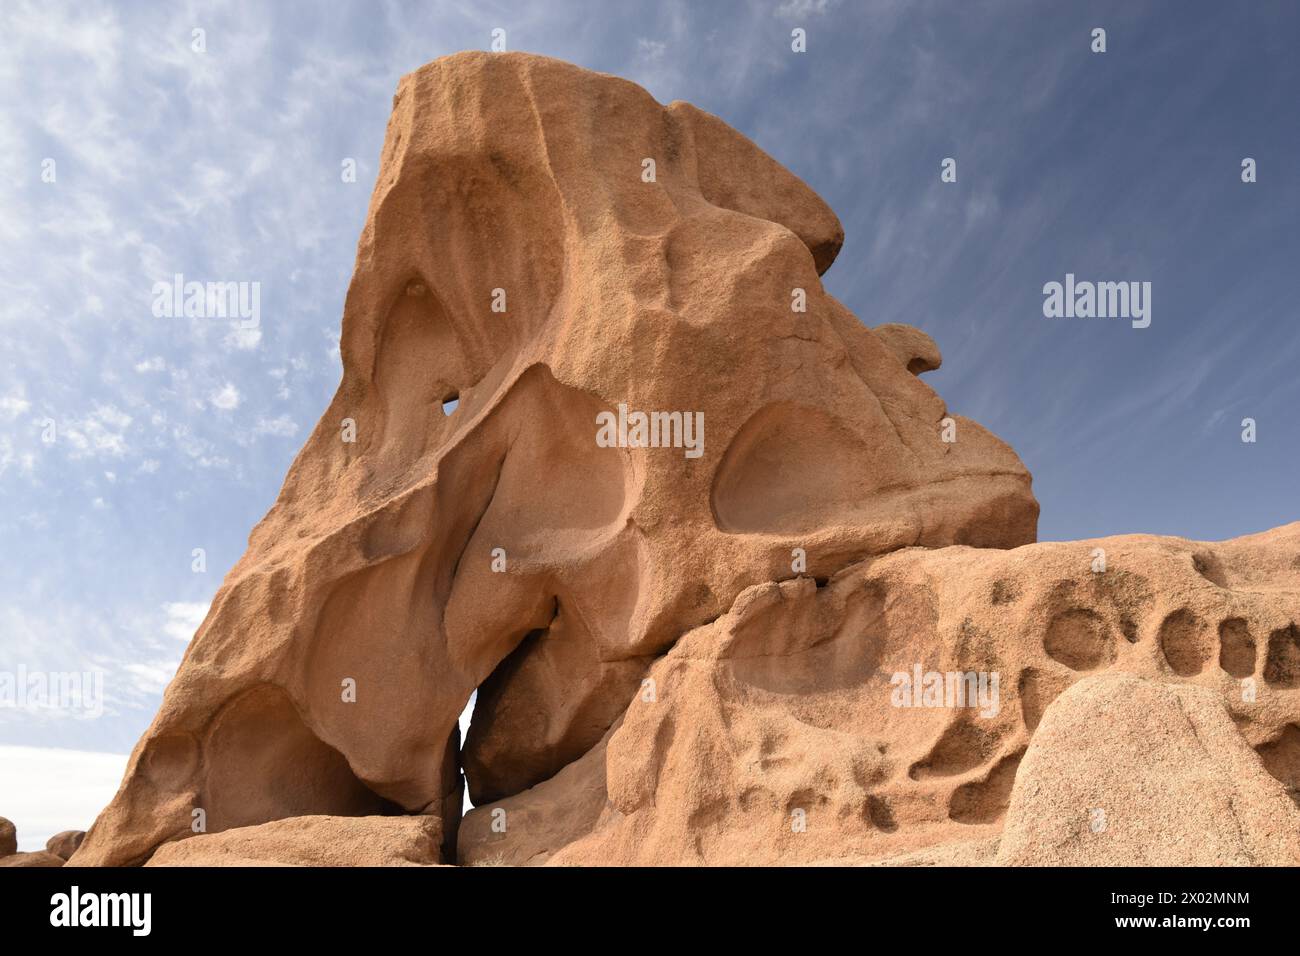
[996,673,1300,866]
[0,851,65,868]
[0,817,15,858]
[68,52,1297,870]
[45,830,86,861]
[459,524,1300,865]
[74,51,1036,868]
[143,815,443,867]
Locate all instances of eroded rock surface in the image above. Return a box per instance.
[996,673,1300,866]
[0,817,15,858]
[45,830,85,861]
[68,52,1296,869]
[74,51,1035,868]
[0,851,65,868]
[459,524,1300,865]
[143,815,443,867]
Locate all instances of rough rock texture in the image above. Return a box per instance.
[0,851,65,868]
[996,673,1300,866]
[143,814,443,867]
[68,52,1297,868]
[0,816,15,858]
[45,830,86,861]
[73,51,1035,868]
[459,524,1300,865]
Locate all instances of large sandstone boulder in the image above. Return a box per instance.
[997,673,1300,866]
[143,814,443,867]
[0,817,15,858]
[46,830,86,861]
[64,52,1297,869]
[74,51,1036,868]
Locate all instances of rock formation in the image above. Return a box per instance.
[143,815,443,867]
[45,830,85,861]
[996,673,1300,866]
[0,817,15,858]
[63,52,1297,868]
[0,817,67,868]
[458,524,1300,865]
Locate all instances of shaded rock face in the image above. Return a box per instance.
[46,830,86,861]
[0,817,16,858]
[74,51,1036,868]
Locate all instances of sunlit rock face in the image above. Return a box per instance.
[76,51,1053,867]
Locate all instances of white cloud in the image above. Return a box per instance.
[0,392,31,420]
[776,0,836,16]
[254,414,298,437]
[224,324,262,350]
[63,404,133,459]
[0,745,129,851]
[122,659,181,695]
[637,38,667,61]
[134,356,165,373]
[161,600,209,642]
[210,383,240,410]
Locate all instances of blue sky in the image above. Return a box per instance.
[1,0,1296,847]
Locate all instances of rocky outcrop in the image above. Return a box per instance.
[143,815,443,867]
[63,52,1296,869]
[0,851,65,868]
[458,523,1300,865]
[0,817,66,866]
[996,673,1300,866]
[45,830,86,861]
[72,51,1035,868]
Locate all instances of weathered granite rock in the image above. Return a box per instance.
[143,814,443,867]
[75,51,1035,868]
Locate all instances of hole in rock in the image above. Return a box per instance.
[441,393,460,416]
[1157,608,1209,677]
[1192,551,1229,588]
[1042,607,1114,671]
[1018,667,1069,731]
[909,719,1001,781]
[948,748,1025,824]
[866,795,898,833]
[457,690,479,816]
[1218,618,1256,678]
[1263,624,1300,688]
[1257,724,1300,807]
